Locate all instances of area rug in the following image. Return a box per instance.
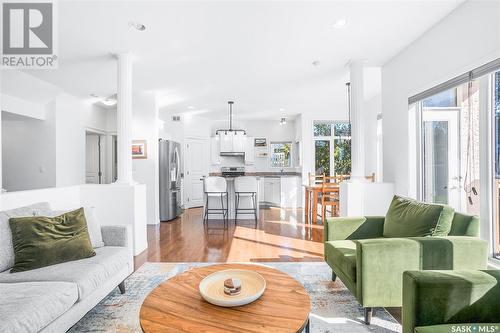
[70,262,401,332]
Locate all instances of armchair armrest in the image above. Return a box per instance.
[354,238,421,307]
[403,270,500,333]
[101,225,132,248]
[324,216,385,241]
[406,236,488,270]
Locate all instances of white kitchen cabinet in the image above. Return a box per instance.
[258,178,265,202]
[245,136,255,165]
[233,133,245,152]
[218,132,246,153]
[219,132,233,152]
[263,177,281,207]
[259,176,302,208]
[280,176,301,208]
[210,137,221,165]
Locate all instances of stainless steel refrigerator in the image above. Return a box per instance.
[159,139,182,221]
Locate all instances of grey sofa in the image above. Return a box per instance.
[0,203,134,333]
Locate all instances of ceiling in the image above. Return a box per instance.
[25,0,464,120]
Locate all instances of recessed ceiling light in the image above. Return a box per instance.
[333,19,347,29]
[128,21,146,31]
[279,108,285,112]
[187,106,195,110]
[312,60,320,66]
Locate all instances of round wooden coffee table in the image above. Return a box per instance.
[140,263,311,333]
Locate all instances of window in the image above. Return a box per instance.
[313,121,351,175]
[270,142,292,168]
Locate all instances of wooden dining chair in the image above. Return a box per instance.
[308,172,324,186]
[306,173,324,223]
[365,172,376,182]
[321,176,340,220]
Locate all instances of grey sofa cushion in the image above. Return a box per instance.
[0,202,51,272]
[0,246,130,300]
[0,281,78,333]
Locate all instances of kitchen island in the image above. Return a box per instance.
[204,172,302,220]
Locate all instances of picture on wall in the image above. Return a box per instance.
[132,140,147,159]
[254,138,267,147]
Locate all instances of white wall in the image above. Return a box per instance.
[54,93,87,187]
[2,111,56,191]
[382,0,500,196]
[132,92,160,225]
[2,94,46,120]
[364,93,381,177]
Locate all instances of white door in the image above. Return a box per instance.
[185,138,209,208]
[86,134,101,184]
[422,109,461,210]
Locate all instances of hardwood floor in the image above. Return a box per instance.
[146,206,324,262]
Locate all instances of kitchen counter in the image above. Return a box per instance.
[209,172,302,178]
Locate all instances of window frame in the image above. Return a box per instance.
[269,141,293,168]
[312,120,351,176]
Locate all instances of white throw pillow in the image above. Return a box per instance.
[42,207,104,248]
[82,206,104,248]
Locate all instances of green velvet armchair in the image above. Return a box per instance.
[324,196,489,325]
[403,270,500,333]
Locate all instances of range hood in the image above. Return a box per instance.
[216,101,246,156]
[220,151,245,156]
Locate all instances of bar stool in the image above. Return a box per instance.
[234,176,258,228]
[203,176,229,228]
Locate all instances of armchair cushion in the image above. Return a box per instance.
[325,240,357,282]
[383,195,454,238]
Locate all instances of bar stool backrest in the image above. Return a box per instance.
[234,176,258,193]
[204,176,227,193]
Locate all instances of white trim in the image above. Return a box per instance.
[488,258,500,270]
[479,75,494,248]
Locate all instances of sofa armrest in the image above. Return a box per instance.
[101,225,132,248]
[406,236,488,270]
[324,216,385,242]
[402,270,500,333]
[355,238,421,307]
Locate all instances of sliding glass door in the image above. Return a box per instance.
[418,81,481,216]
[422,109,460,207]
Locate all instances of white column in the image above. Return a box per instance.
[0,69,2,192]
[349,60,366,180]
[115,53,134,184]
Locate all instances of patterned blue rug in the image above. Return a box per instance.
[70,262,401,332]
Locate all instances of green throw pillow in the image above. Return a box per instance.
[9,207,96,273]
[383,195,454,238]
